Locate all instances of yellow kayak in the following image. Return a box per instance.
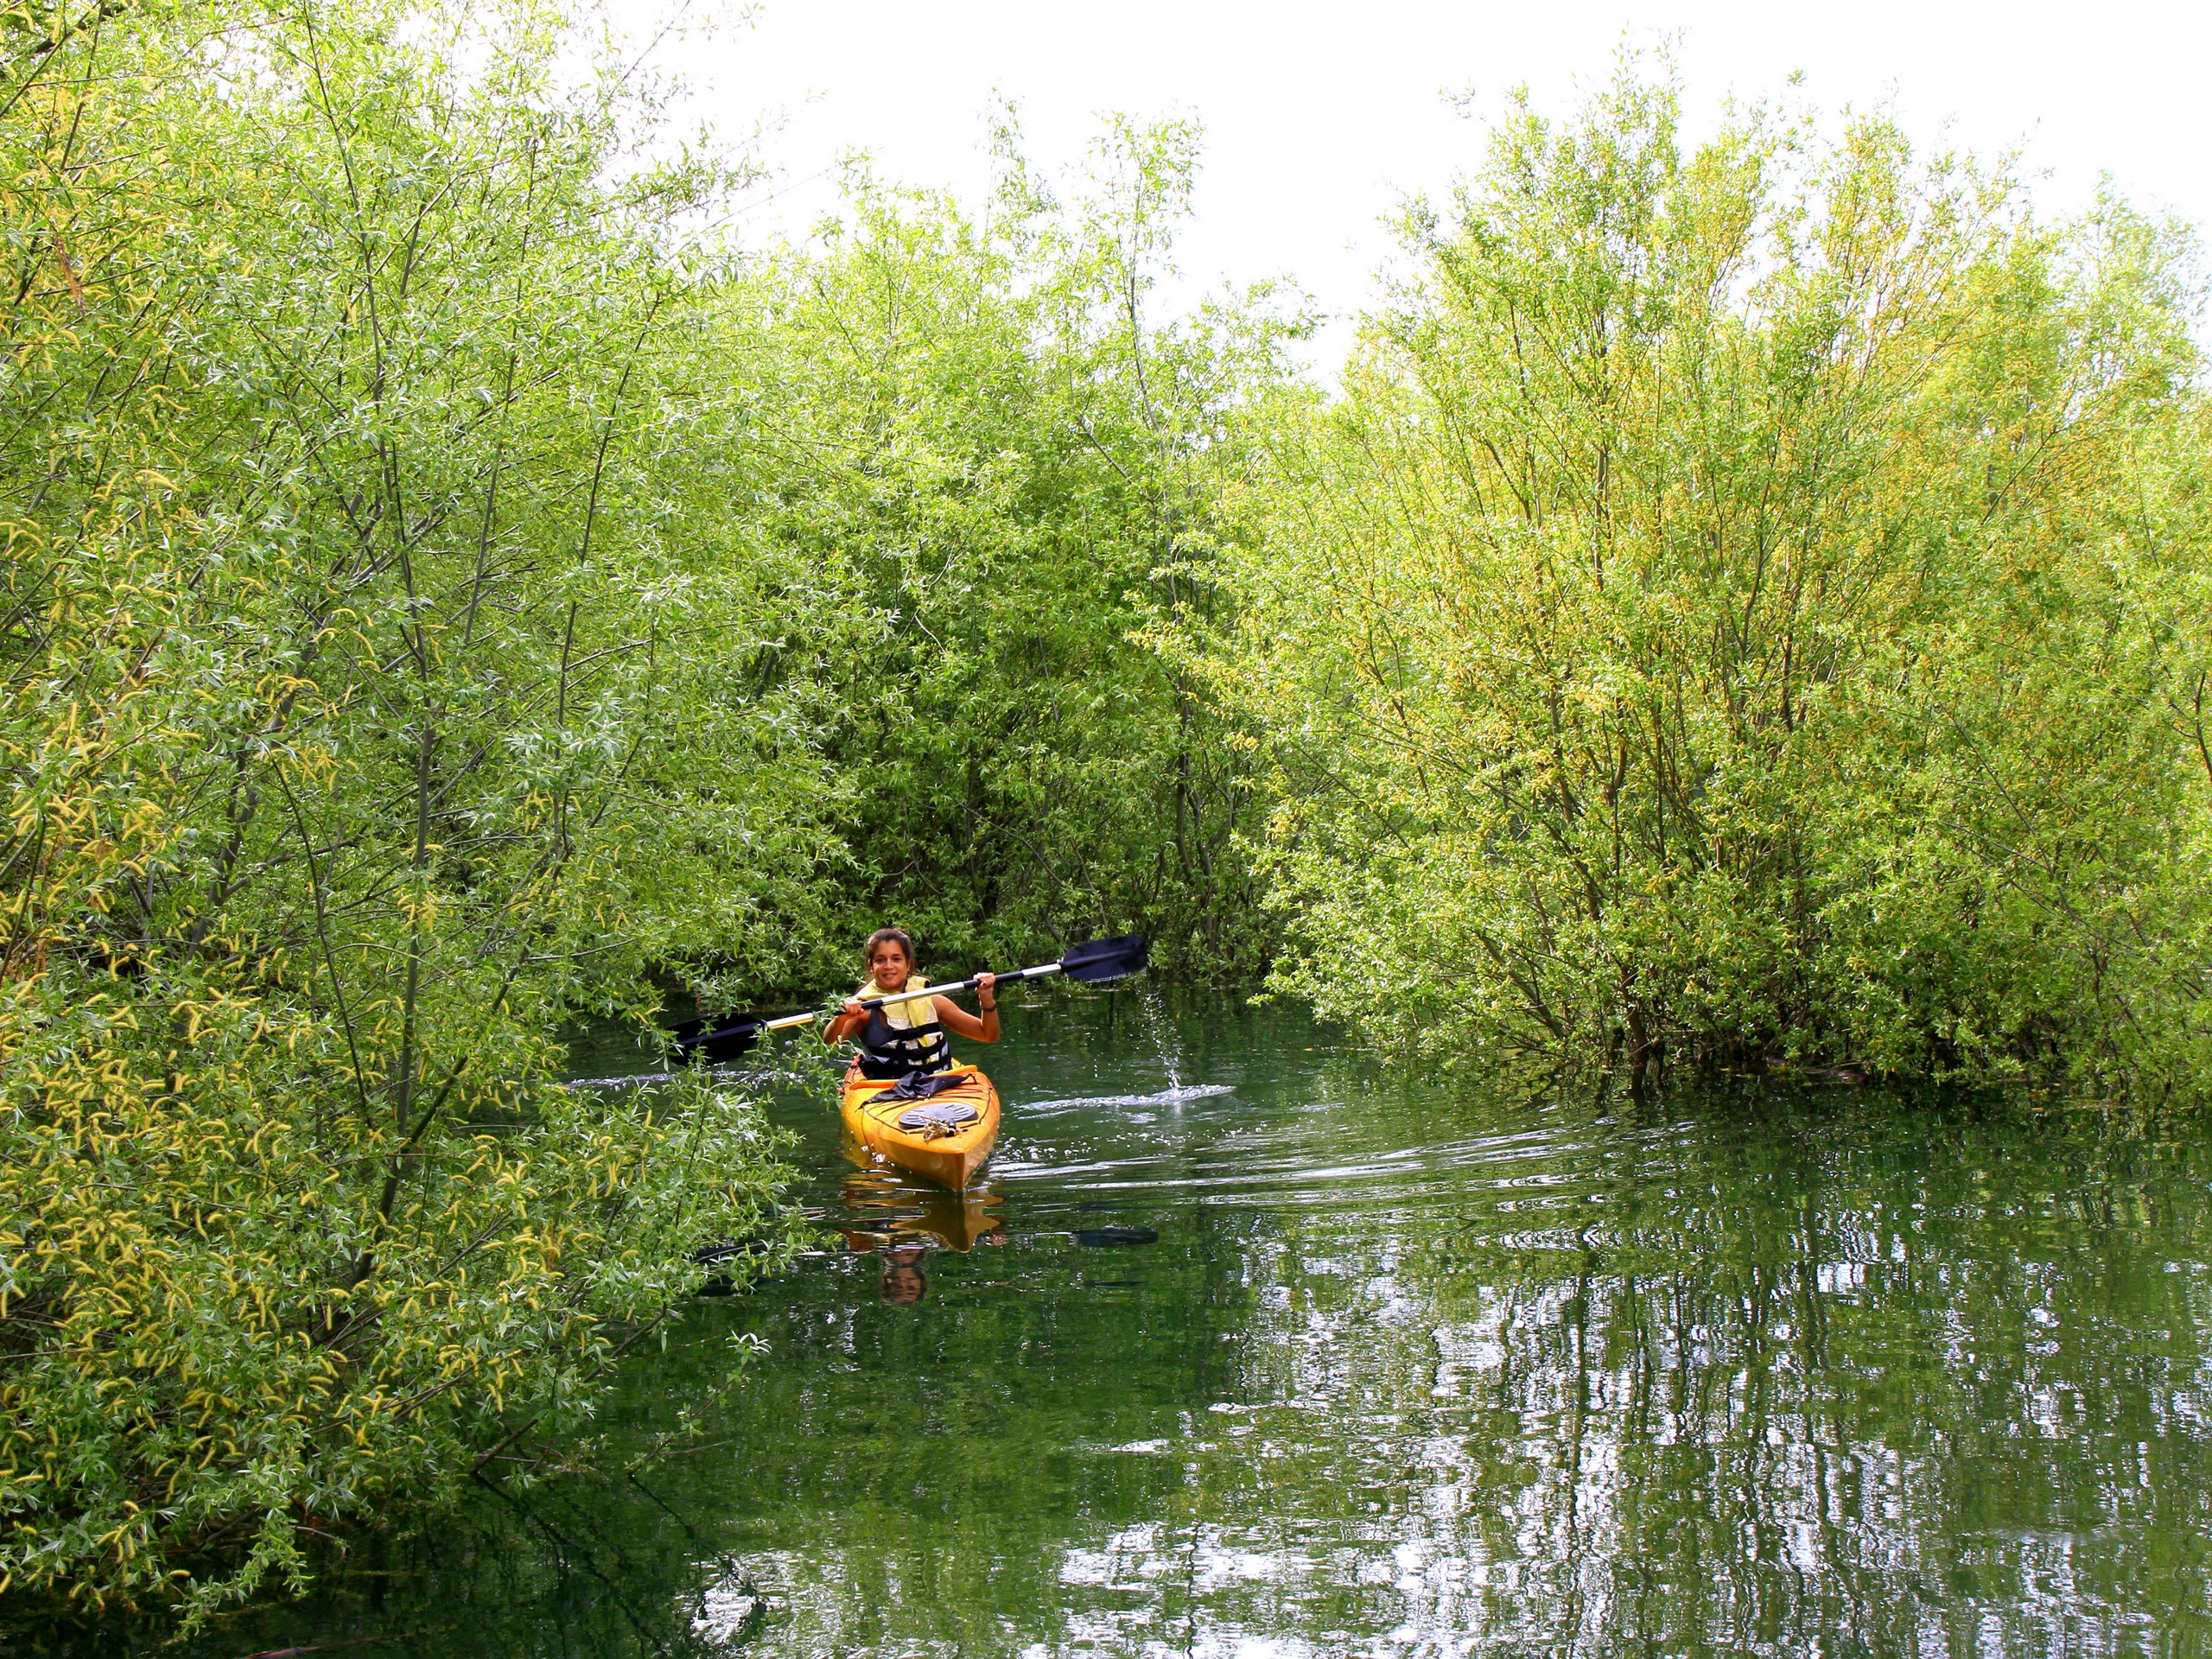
[838,1062,1001,1191]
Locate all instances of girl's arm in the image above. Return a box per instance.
[932,973,1001,1043]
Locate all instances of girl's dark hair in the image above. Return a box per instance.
[864,927,918,969]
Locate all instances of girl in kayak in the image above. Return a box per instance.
[822,927,999,1080]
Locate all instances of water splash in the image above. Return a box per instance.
[1134,979,1186,1094]
[1017,1084,1236,1114]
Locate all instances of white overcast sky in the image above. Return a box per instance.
[624,0,2211,371]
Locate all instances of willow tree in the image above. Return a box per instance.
[0,0,820,1618]
[686,118,1293,987]
[1216,63,2211,1084]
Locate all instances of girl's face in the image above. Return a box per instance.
[869,939,912,986]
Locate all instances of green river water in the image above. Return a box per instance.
[54,995,2212,1655]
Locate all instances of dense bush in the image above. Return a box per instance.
[0,0,822,1618]
[0,0,1280,1620]
[7,3,2208,1630]
[688,128,1287,990]
[1209,63,2212,1088]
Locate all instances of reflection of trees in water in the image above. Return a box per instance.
[680,1090,2212,1656]
[1071,1096,2212,1653]
[50,1050,2212,1659]
[149,1470,753,1659]
[711,1093,2212,1655]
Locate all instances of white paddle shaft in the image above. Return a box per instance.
[858,961,1060,1011]
[758,962,1062,1034]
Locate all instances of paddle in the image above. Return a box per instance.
[669,933,1150,1065]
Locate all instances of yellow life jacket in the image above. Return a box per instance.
[860,974,938,1027]
[839,974,952,1079]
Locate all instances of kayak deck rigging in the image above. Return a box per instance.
[839,1063,1001,1190]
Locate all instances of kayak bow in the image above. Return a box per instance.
[839,1063,1001,1190]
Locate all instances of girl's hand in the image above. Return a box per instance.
[976,972,997,1010]
[842,996,866,1020]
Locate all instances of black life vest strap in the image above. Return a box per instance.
[857,1006,951,1080]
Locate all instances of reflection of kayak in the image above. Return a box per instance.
[839,1063,1001,1190]
[837,1168,1005,1253]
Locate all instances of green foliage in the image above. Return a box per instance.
[0,0,812,1618]
[1210,59,2212,1088]
[686,117,1292,990]
[0,0,1284,1621]
[11,0,2208,1630]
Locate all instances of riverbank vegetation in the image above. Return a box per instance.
[0,0,817,1619]
[0,0,1275,1621]
[2,0,2206,1628]
[1204,69,2212,1093]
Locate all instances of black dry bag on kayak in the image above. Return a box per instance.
[883,1070,969,1103]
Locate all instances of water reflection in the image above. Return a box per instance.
[834,1164,1007,1253]
[42,997,2212,1657]
[834,1165,1007,1305]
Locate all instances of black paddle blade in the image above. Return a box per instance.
[1059,933,1149,983]
[669,1014,762,1065]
